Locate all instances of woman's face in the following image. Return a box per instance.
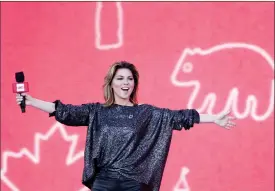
[111,68,135,102]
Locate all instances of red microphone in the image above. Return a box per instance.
[13,72,29,113]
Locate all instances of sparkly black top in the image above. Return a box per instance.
[49,100,200,191]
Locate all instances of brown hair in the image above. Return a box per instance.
[103,61,139,106]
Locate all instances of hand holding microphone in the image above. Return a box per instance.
[16,93,33,106]
[13,71,31,113]
[13,72,56,114]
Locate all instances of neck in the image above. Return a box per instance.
[114,99,133,106]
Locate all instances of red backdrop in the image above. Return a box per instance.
[1,2,274,191]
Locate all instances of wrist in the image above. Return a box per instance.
[212,115,219,123]
[199,114,218,123]
[29,97,36,106]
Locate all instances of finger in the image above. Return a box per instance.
[220,124,231,129]
[225,110,231,115]
[227,121,236,126]
[219,110,231,119]
[224,126,231,130]
[226,124,235,128]
[226,123,235,128]
[228,116,236,120]
[17,93,26,97]
[222,110,231,116]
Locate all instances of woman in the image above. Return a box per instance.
[16,61,236,191]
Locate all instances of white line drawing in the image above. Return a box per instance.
[173,167,191,191]
[1,122,85,191]
[95,2,123,50]
[170,42,274,121]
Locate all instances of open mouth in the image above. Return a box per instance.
[121,87,130,92]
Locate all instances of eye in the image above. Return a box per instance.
[128,77,134,80]
[182,62,193,73]
[117,78,123,80]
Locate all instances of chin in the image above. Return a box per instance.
[115,91,133,100]
[120,96,130,99]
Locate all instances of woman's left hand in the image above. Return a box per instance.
[214,110,236,130]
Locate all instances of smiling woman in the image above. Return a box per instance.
[103,61,139,107]
[15,61,236,191]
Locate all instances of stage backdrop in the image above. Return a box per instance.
[1,2,274,191]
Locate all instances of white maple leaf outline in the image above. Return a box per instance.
[1,121,192,191]
[1,122,86,191]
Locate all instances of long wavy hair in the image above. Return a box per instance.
[103,61,139,106]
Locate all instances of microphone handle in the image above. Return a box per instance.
[20,93,26,113]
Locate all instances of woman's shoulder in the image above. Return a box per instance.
[136,103,160,110]
[83,102,103,110]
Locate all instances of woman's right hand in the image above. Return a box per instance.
[16,93,34,106]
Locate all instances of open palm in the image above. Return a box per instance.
[214,110,236,130]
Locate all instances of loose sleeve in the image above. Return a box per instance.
[49,100,92,126]
[164,108,200,130]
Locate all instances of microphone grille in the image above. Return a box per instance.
[15,72,25,83]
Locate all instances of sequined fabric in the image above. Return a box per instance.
[49,101,200,191]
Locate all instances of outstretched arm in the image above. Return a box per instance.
[16,93,92,126]
[16,93,55,113]
[163,107,236,130]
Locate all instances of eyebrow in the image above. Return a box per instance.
[116,75,133,77]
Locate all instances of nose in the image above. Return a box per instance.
[123,79,129,85]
